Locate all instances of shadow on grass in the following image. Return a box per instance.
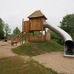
[0,56,58,74]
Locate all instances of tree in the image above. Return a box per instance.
[13,27,21,36]
[60,14,74,40]
[51,30,64,45]
[0,18,5,39]
[4,24,11,39]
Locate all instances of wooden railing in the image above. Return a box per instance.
[11,32,26,46]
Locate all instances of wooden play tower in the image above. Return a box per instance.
[22,10,49,42]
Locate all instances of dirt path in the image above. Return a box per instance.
[0,41,17,58]
[33,52,74,74]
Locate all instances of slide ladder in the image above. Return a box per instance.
[11,32,25,46]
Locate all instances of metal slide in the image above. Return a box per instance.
[44,22,74,57]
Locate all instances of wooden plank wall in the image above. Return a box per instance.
[23,21,30,32]
[28,35,46,42]
[30,18,43,31]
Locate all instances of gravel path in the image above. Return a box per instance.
[33,52,74,74]
[0,41,17,58]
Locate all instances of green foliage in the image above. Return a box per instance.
[51,30,64,45]
[0,56,58,74]
[0,18,11,40]
[0,18,5,39]
[4,24,11,38]
[33,31,42,35]
[12,40,63,56]
[60,14,74,40]
[13,27,21,36]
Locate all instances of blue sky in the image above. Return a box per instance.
[0,0,74,32]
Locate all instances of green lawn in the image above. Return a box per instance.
[12,40,64,56]
[0,56,58,74]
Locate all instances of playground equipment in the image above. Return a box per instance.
[22,10,74,56]
[11,10,74,56]
[43,22,74,56]
[11,33,25,46]
[22,10,49,42]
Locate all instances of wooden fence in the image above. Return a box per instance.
[28,35,46,42]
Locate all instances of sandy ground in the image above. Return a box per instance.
[0,40,30,62]
[33,52,74,74]
[0,40,17,58]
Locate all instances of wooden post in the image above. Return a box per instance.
[22,18,24,44]
[45,28,46,41]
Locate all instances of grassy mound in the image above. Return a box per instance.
[0,56,58,74]
[12,40,64,56]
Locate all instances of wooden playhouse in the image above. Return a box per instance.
[22,10,50,42]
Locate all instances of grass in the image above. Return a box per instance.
[0,56,58,74]
[12,40,64,56]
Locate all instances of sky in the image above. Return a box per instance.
[0,0,74,32]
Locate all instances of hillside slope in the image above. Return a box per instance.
[12,40,64,56]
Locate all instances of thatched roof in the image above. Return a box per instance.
[28,10,47,19]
